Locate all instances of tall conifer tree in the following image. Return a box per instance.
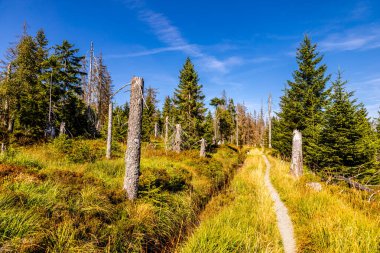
[173,58,206,147]
[274,35,330,168]
[320,72,377,180]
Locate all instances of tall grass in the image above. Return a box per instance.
[180,151,283,253]
[0,140,241,252]
[268,154,380,253]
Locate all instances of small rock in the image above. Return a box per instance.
[306,182,322,192]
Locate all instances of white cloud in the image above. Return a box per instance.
[121,1,243,73]
[106,46,190,58]
[320,25,380,52]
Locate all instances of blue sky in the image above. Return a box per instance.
[1,0,379,117]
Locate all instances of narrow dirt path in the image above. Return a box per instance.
[262,154,296,253]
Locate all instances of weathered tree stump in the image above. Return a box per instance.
[154,122,159,138]
[235,115,239,147]
[290,129,303,178]
[164,116,169,150]
[59,122,66,136]
[106,101,113,159]
[200,138,206,157]
[124,77,144,200]
[173,124,182,153]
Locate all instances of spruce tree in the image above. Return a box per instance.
[162,96,173,121]
[275,35,330,168]
[113,102,129,143]
[320,72,377,180]
[173,57,206,147]
[141,87,158,141]
[12,33,47,141]
[52,40,87,136]
[203,111,214,147]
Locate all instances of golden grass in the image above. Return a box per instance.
[180,151,283,253]
[268,154,380,253]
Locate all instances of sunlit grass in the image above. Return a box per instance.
[180,151,283,253]
[0,140,241,252]
[268,154,380,253]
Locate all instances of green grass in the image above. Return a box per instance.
[0,139,242,252]
[180,149,283,253]
[268,152,380,253]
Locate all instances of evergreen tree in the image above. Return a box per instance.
[52,40,87,136]
[376,110,380,163]
[320,72,377,180]
[173,58,206,147]
[274,35,330,168]
[203,111,214,147]
[11,33,47,141]
[162,95,174,121]
[113,102,129,143]
[142,87,158,141]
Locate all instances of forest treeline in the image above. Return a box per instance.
[273,36,380,185]
[0,28,379,185]
[0,28,265,149]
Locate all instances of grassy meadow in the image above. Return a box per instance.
[268,151,380,253]
[181,149,380,253]
[180,149,283,253]
[1,141,379,253]
[0,137,243,252]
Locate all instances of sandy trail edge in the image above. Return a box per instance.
[262,154,296,253]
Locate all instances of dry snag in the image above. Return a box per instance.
[200,138,206,157]
[290,129,303,178]
[164,116,169,150]
[106,101,113,159]
[124,76,144,200]
[173,124,182,153]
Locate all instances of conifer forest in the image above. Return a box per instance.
[0,1,379,252]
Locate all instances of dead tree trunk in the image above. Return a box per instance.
[7,117,14,133]
[268,94,272,149]
[200,138,206,157]
[290,129,303,178]
[173,124,182,153]
[124,77,144,200]
[335,176,374,192]
[1,143,5,153]
[235,115,239,147]
[165,116,169,150]
[59,122,66,136]
[214,113,218,144]
[106,101,113,159]
[154,122,158,138]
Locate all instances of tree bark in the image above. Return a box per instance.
[268,94,272,148]
[335,176,374,192]
[154,122,158,138]
[165,116,169,150]
[290,129,303,178]
[124,77,144,200]
[106,101,113,159]
[59,122,66,136]
[173,124,182,153]
[200,138,206,157]
[235,115,239,147]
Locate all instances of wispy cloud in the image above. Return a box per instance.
[106,46,191,58]
[350,76,380,117]
[121,0,243,73]
[320,25,380,52]
[350,1,371,21]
